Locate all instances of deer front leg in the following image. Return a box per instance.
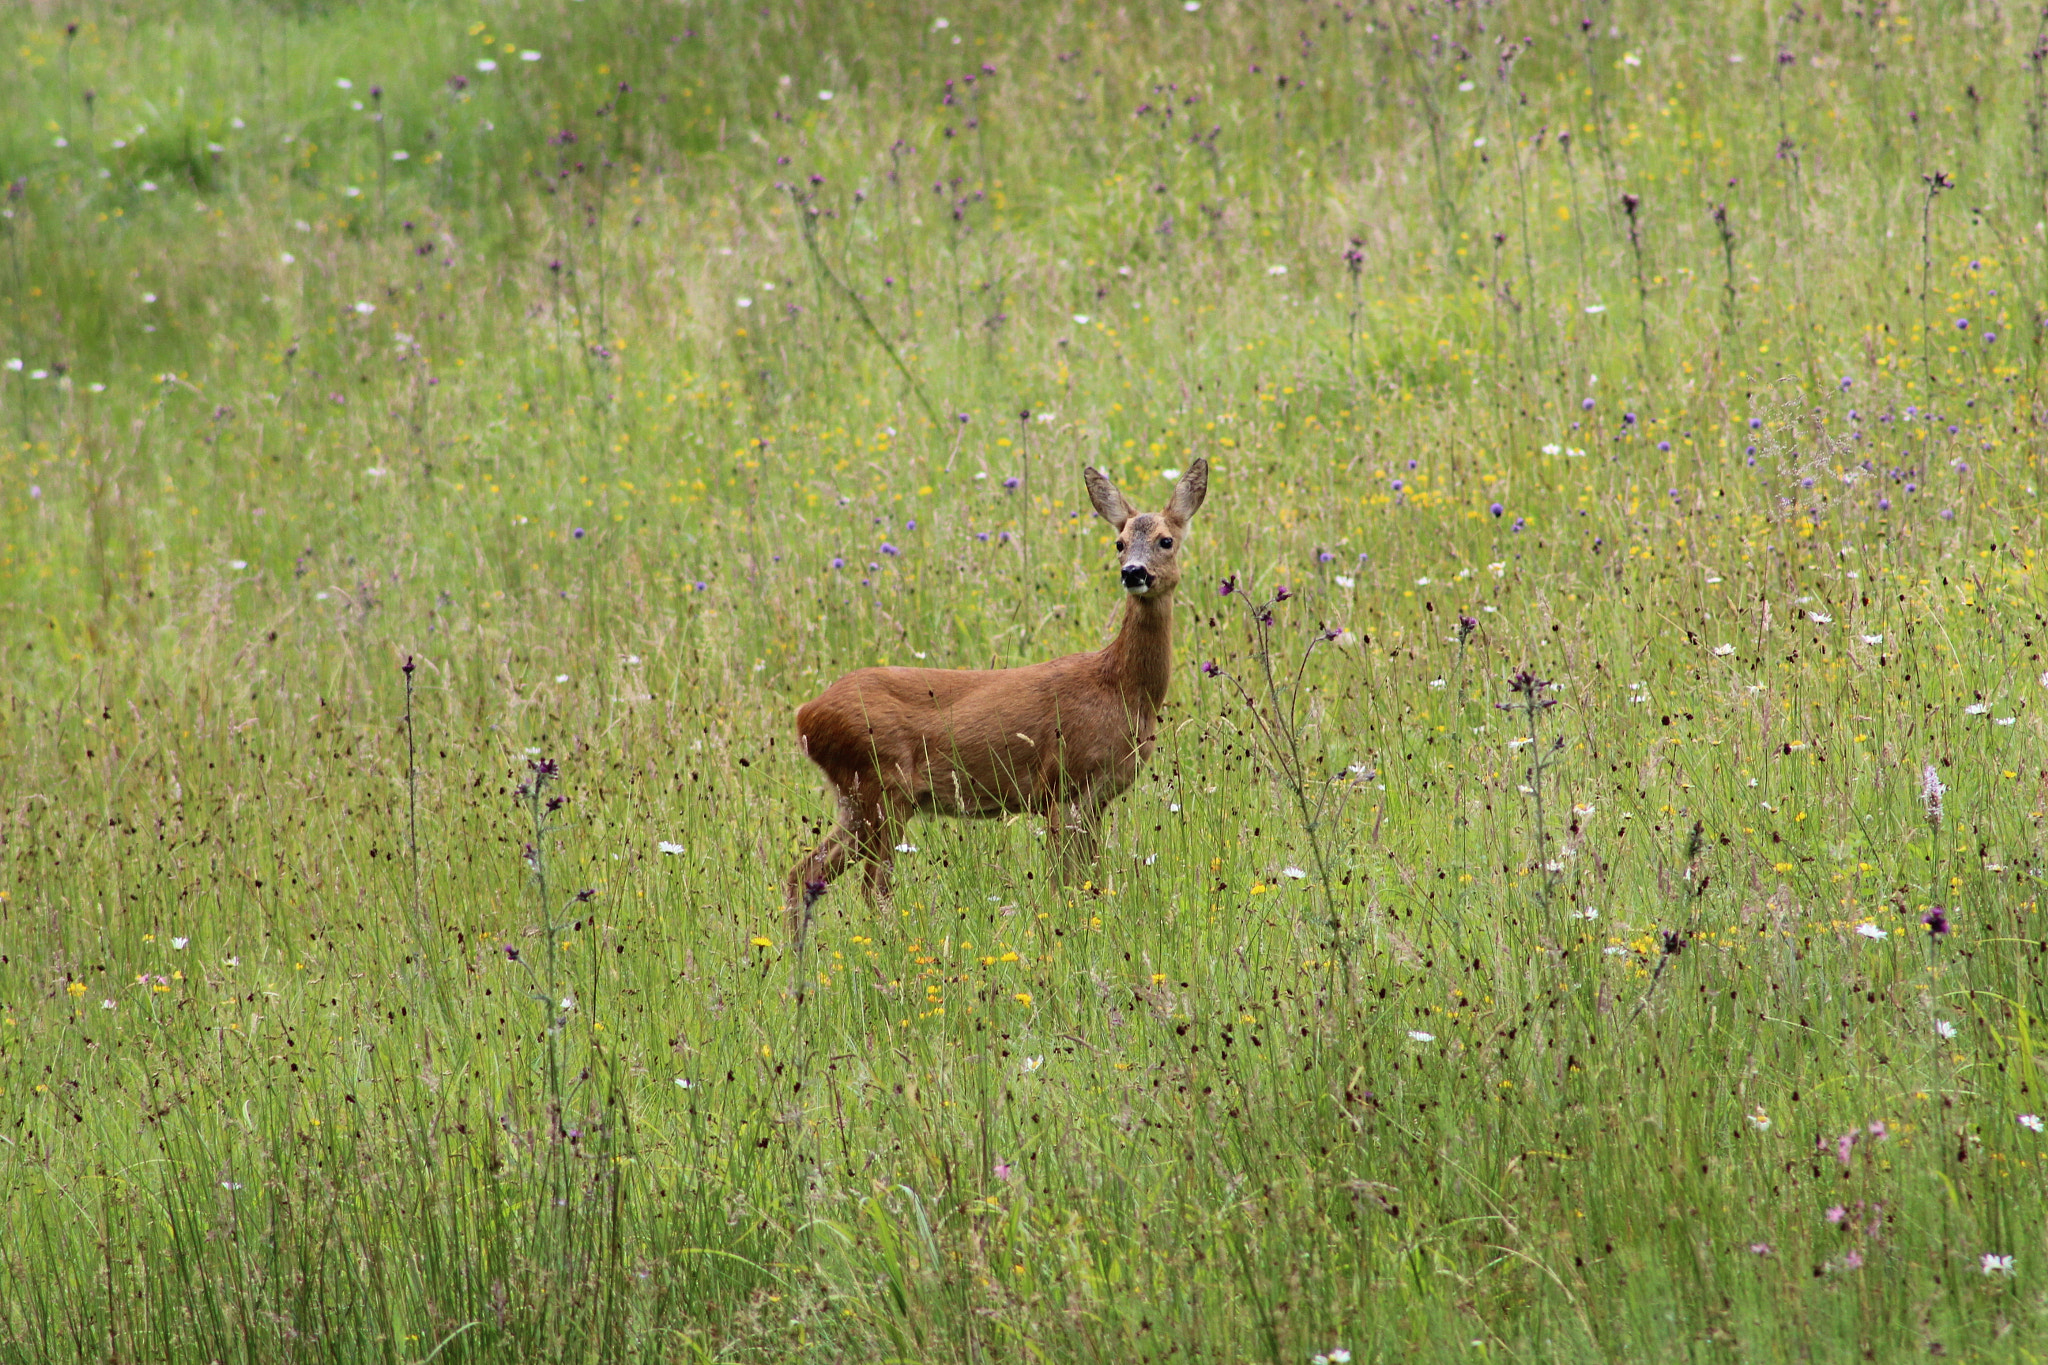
[1047,793,1104,890]
[857,801,907,908]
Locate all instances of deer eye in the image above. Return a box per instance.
[1158,536,1174,549]
[1115,540,1126,553]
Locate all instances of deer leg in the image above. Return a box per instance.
[857,796,906,908]
[783,778,873,951]
[1047,794,1103,890]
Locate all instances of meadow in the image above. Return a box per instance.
[3,0,2047,1359]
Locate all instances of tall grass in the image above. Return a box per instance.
[3,0,2048,1359]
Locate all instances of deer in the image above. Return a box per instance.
[782,458,1209,951]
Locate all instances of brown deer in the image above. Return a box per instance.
[783,459,1209,948]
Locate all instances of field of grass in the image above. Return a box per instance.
[4,0,2048,1359]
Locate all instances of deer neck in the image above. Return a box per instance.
[1103,590,1175,714]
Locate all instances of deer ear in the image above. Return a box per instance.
[1083,465,1136,527]
[1166,458,1208,522]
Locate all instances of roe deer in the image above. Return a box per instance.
[783,459,1209,948]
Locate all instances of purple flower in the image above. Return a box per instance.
[1922,906,1950,937]
[1201,660,1220,677]
[1489,502,1504,517]
[1957,317,1971,330]
[906,518,917,531]
[1274,584,1292,601]
[1391,479,1404,492]
[993,1160,1014,1180]
[1878,498,1891,511]
[1581,397,1596,411]
[1841,1250,1864,1271]
[693,580,707,591]
[1834,1132,1856,1166]
[831,556,845,569]
[880,543,900,556]
[1318,551,1335,563]
[1840,376,1853,389]
[1657,440,1672,452]
[1219,575,1238,597]
[572,527,586,539]
[1985,331,1997,343]
[1749,1242,1773,1257]
[1511,517,1525,533]
[1002,476,1021,490]
[1622,411,1637,426]
[1749,417,1763,430]
[1825,1205,1848,1225]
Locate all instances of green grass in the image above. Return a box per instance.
[4,0,2048,1359]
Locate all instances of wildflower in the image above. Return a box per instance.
[1584,305,1606,315]
[750,936,773,948]
[1581,397,1596,410]
[893,842,918,853]
[1274,584,1292,601]
[1825,1205,1848,1224]
[1855,923,1886,940]
[1981,1253,2015,1277]
[2022,1114,2045,1133]
[352,301,376,316]
[1835,1131,1856,1165]
[1922,907,1950,937]
[1001,476,1021,490]
[1200,660,1220,677]
[1267,264,1288,276]
[520,49,541,61]
[1072,313,1091,324]
[1489,501,1504,517]
[1334,574,1355,589]
[1161,467,1183,482]
[1964,702,1989,715]
[171,937,189,950]
[994,1160,1014,1179]
[1841,1250,1864,1271]
[675,1078,694,1089]
[1936,1019,1957,1040]
[1219,575,1238,597]
[1407,1030,1435,1042]
[1860,633,1883,645]
[1712,644,1735,656]
[1542,443,1562,455]
[658,841,685,855]
[1282,866,1307,879]
[1808,611,1832,625]
[1749,1242,1773,1256]
[1022,1055,1044,1073]
[1868,1121,1887,1140]
[476,58,498,72]
[1748,1110,1770,1131]
[818,90,834,101]
[1921,765,1946,828]
[880,542,900,556]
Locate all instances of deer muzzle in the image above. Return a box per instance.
[1121,563,1153,593]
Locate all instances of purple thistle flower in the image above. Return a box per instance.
[1984,331,1997,343]
[1489,502,1504,517]
[1274,584,1292,601]
[1002,476,1021,490]
[1391,479,1404,492]
[1581,397,1596,411]
[831,556,845,569]
[1750,417,1763,429]
[880,543,900,556]
[1219,575,1238,597]
[1922,906,1949,936]
[1657,440,1672,452]
[572,527,586,539]
[1840,376,1853,389]
[1878,498,1891,511]
[1957,317,1971,330]
[1201,660,1221,677]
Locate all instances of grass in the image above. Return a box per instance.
[3,0,2048,1359]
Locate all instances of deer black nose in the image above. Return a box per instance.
[1121,563,1152,590]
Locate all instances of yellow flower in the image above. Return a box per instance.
[65,982,86,997]
[751,936,773,948]
[1013,992,1033,1006]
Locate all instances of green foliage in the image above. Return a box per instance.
[3,0,2048,1360]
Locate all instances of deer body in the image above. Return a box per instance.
[783,460,1207,946]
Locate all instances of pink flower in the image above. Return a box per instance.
[1834,1132,1856,1166]
[1825,1205,1848,1225]
[1841,1250,1863,1270]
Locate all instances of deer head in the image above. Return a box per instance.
[1083,458,1208,599]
